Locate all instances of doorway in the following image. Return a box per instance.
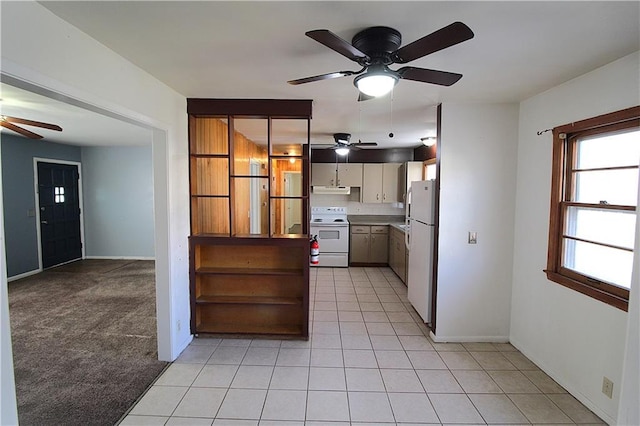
[284,171,302,233]
[250,160,261,234]
[35,160,83,269]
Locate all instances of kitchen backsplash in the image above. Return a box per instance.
[310,189,404,216]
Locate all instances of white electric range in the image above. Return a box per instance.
[310,207,349,267]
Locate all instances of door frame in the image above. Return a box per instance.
[33,158,86,271]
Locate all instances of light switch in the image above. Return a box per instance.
[468,232,477,244]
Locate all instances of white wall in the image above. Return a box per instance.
[511,52,639,424]
[435,102,519,341]
[0,147,19,425]
[81,145,155,259]
[0,0,191,376]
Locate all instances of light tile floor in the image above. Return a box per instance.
[121,267,605,425]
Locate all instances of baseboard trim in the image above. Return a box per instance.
[84,256,156,261]
[7,268,42,282]
[429,331,510,343]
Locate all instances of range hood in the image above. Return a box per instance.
[313,186,351,195]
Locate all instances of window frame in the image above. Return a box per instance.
[546,106,640,311]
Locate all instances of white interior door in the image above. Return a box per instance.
[284,172,301,233]
[250,161,260,234]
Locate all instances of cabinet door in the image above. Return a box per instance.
[388,231,397,271]
[370,232,389,263]
[350,232,370,263]
[362,164,383,203]
[382,163,400,203]
[337,163,363,187]
[398,237,407,282]
[312,163,337,186]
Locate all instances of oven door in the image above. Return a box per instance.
[310,224,349,253]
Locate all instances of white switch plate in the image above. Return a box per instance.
[468,232,477,244]
[602,376,613,398]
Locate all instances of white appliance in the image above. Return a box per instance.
[310,207,349,267]
[312,186,351,195]
[405,180,436,324]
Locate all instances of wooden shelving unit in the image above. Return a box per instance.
[189,236,309,338]
[187,99,312,339]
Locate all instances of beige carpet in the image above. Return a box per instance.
[8,259,168,426]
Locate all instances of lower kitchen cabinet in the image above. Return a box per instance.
[388,226,407,283]
[350,225,389,265]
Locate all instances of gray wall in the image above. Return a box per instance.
[81,145,154,258]
[0,134,81,277]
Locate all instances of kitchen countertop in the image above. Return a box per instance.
[348,215,406,231]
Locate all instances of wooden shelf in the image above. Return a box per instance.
[196,295,302,305]
[195,322,303,336]
[195,267,303,276]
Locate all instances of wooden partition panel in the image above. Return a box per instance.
[188,99,311,339]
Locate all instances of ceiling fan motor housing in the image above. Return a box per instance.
[333,132,351,144]
[352,26,402,64]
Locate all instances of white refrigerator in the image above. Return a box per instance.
[405,180,435,324]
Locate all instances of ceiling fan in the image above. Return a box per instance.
[0,115,62,139]
[288,22,474,99]
[312,133,378,155]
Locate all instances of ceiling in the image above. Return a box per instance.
[0,83,152,146]
[1,1,638,149]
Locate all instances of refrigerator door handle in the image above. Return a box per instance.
[405,187,412,250]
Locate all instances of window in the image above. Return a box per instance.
[424,158,436,180]
[54,186,65,203]
[547,106,639,311]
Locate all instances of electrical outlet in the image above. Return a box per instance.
[468,231,477,244]
[602,376,614,399]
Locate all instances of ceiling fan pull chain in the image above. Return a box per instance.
[389,90,395,138]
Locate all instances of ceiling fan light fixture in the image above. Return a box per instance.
[354,69,398,97]
[421,136,437,147]
[335,147,350,156]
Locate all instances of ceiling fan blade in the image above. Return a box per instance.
[398,67,463,86]
[392,22,474,64]
[2,115,62,131]
[354,141,378,147]
[306,29,370,62]
[0,121,43,139]
[288,70,356,85]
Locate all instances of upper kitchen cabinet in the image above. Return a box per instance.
[337,163,363,187]
[311,163,363,187]
[362,163,400,203]
[311,163,337,186]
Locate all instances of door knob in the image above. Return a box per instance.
[41,220,48,224]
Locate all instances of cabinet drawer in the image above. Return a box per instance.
[351,225,370,234]
[371,225,388,234]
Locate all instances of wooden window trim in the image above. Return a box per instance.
[546,106,640,311]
